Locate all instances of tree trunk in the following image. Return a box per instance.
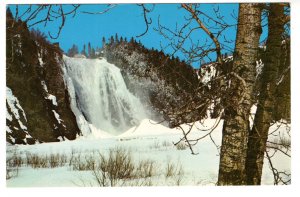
[245,4,285,185]
[217,3,262,185]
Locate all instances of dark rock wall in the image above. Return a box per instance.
[103,41,200,126]
[6,9,80,144]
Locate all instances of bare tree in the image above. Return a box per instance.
[245,3,289,185]
[217,3,262,185]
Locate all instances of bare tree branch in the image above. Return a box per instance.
[81,4,116,14]
[176,124,198,155]
[136,4,154,38]
[181,3,222,65]
[265,149,291,185]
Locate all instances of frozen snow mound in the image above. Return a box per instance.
[119,119,179,138]
[73,54,86,58]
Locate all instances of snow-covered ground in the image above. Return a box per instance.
[6,117,290,187]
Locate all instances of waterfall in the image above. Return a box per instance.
[62,56,147,136]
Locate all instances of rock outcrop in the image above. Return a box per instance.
[103,40,200,126]
[6,9,80,144]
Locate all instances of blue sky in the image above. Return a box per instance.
[8,3,268,68]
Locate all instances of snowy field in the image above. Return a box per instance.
[6,117,290,187]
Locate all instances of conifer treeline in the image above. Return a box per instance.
[66,33,129,58]
[66,33,186,65]
[67,34,197,91]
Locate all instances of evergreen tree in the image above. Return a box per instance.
[102,37,106,48]
[81,44,87,57]
[91,48,96,58]
[67,44,79,57]
[130,37,134,44]
[110,36,114,44]
[6,7,13,20]
[115,33,119,43]
[88,42,92,58]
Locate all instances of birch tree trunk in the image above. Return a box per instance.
[217,3,262,185]
[245,4,285,185]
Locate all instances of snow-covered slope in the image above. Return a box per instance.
[6,87,34,144]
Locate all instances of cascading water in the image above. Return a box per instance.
[63,55,147,136]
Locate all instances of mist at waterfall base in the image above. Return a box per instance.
[63,56,153,136]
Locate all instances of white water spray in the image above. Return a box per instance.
[63,56,147,136]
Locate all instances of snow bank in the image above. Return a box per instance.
[6,87,27,122]
[52,110,62,124]
[6,87,34,140]
[47,94,58,106]
[6,87,28,131]
[119,119,176,138]
[41,80,58,106]
[73,54,86,58]
[38,52,45,67]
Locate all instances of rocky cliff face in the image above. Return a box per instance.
[6,10,80,144]
[103,41,200,127]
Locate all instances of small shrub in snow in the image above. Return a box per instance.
[136,159,156,178]
[84,154,97,171]
[6,166,19,180]
[69,147,187,186]
[71,147,160,186]
[165,161,176,178]
[7,151,23,168]
[176,142,187,150]
[49,153,67,168]
[174,165,185,186]
[68,148,77,167]
[162,140,172,148]
[6,151,21,179]
[24,152,67,169]
[150,140,173,150]
[100,147,135,186]
[165,160,184,181]
[60,154,68,166]
[85,147,135,187]
[149,140,161,150]
[72,153,88,171]
[49,154,59,168]
[26,153,48,168]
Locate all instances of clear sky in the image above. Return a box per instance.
[8,3,268,68]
